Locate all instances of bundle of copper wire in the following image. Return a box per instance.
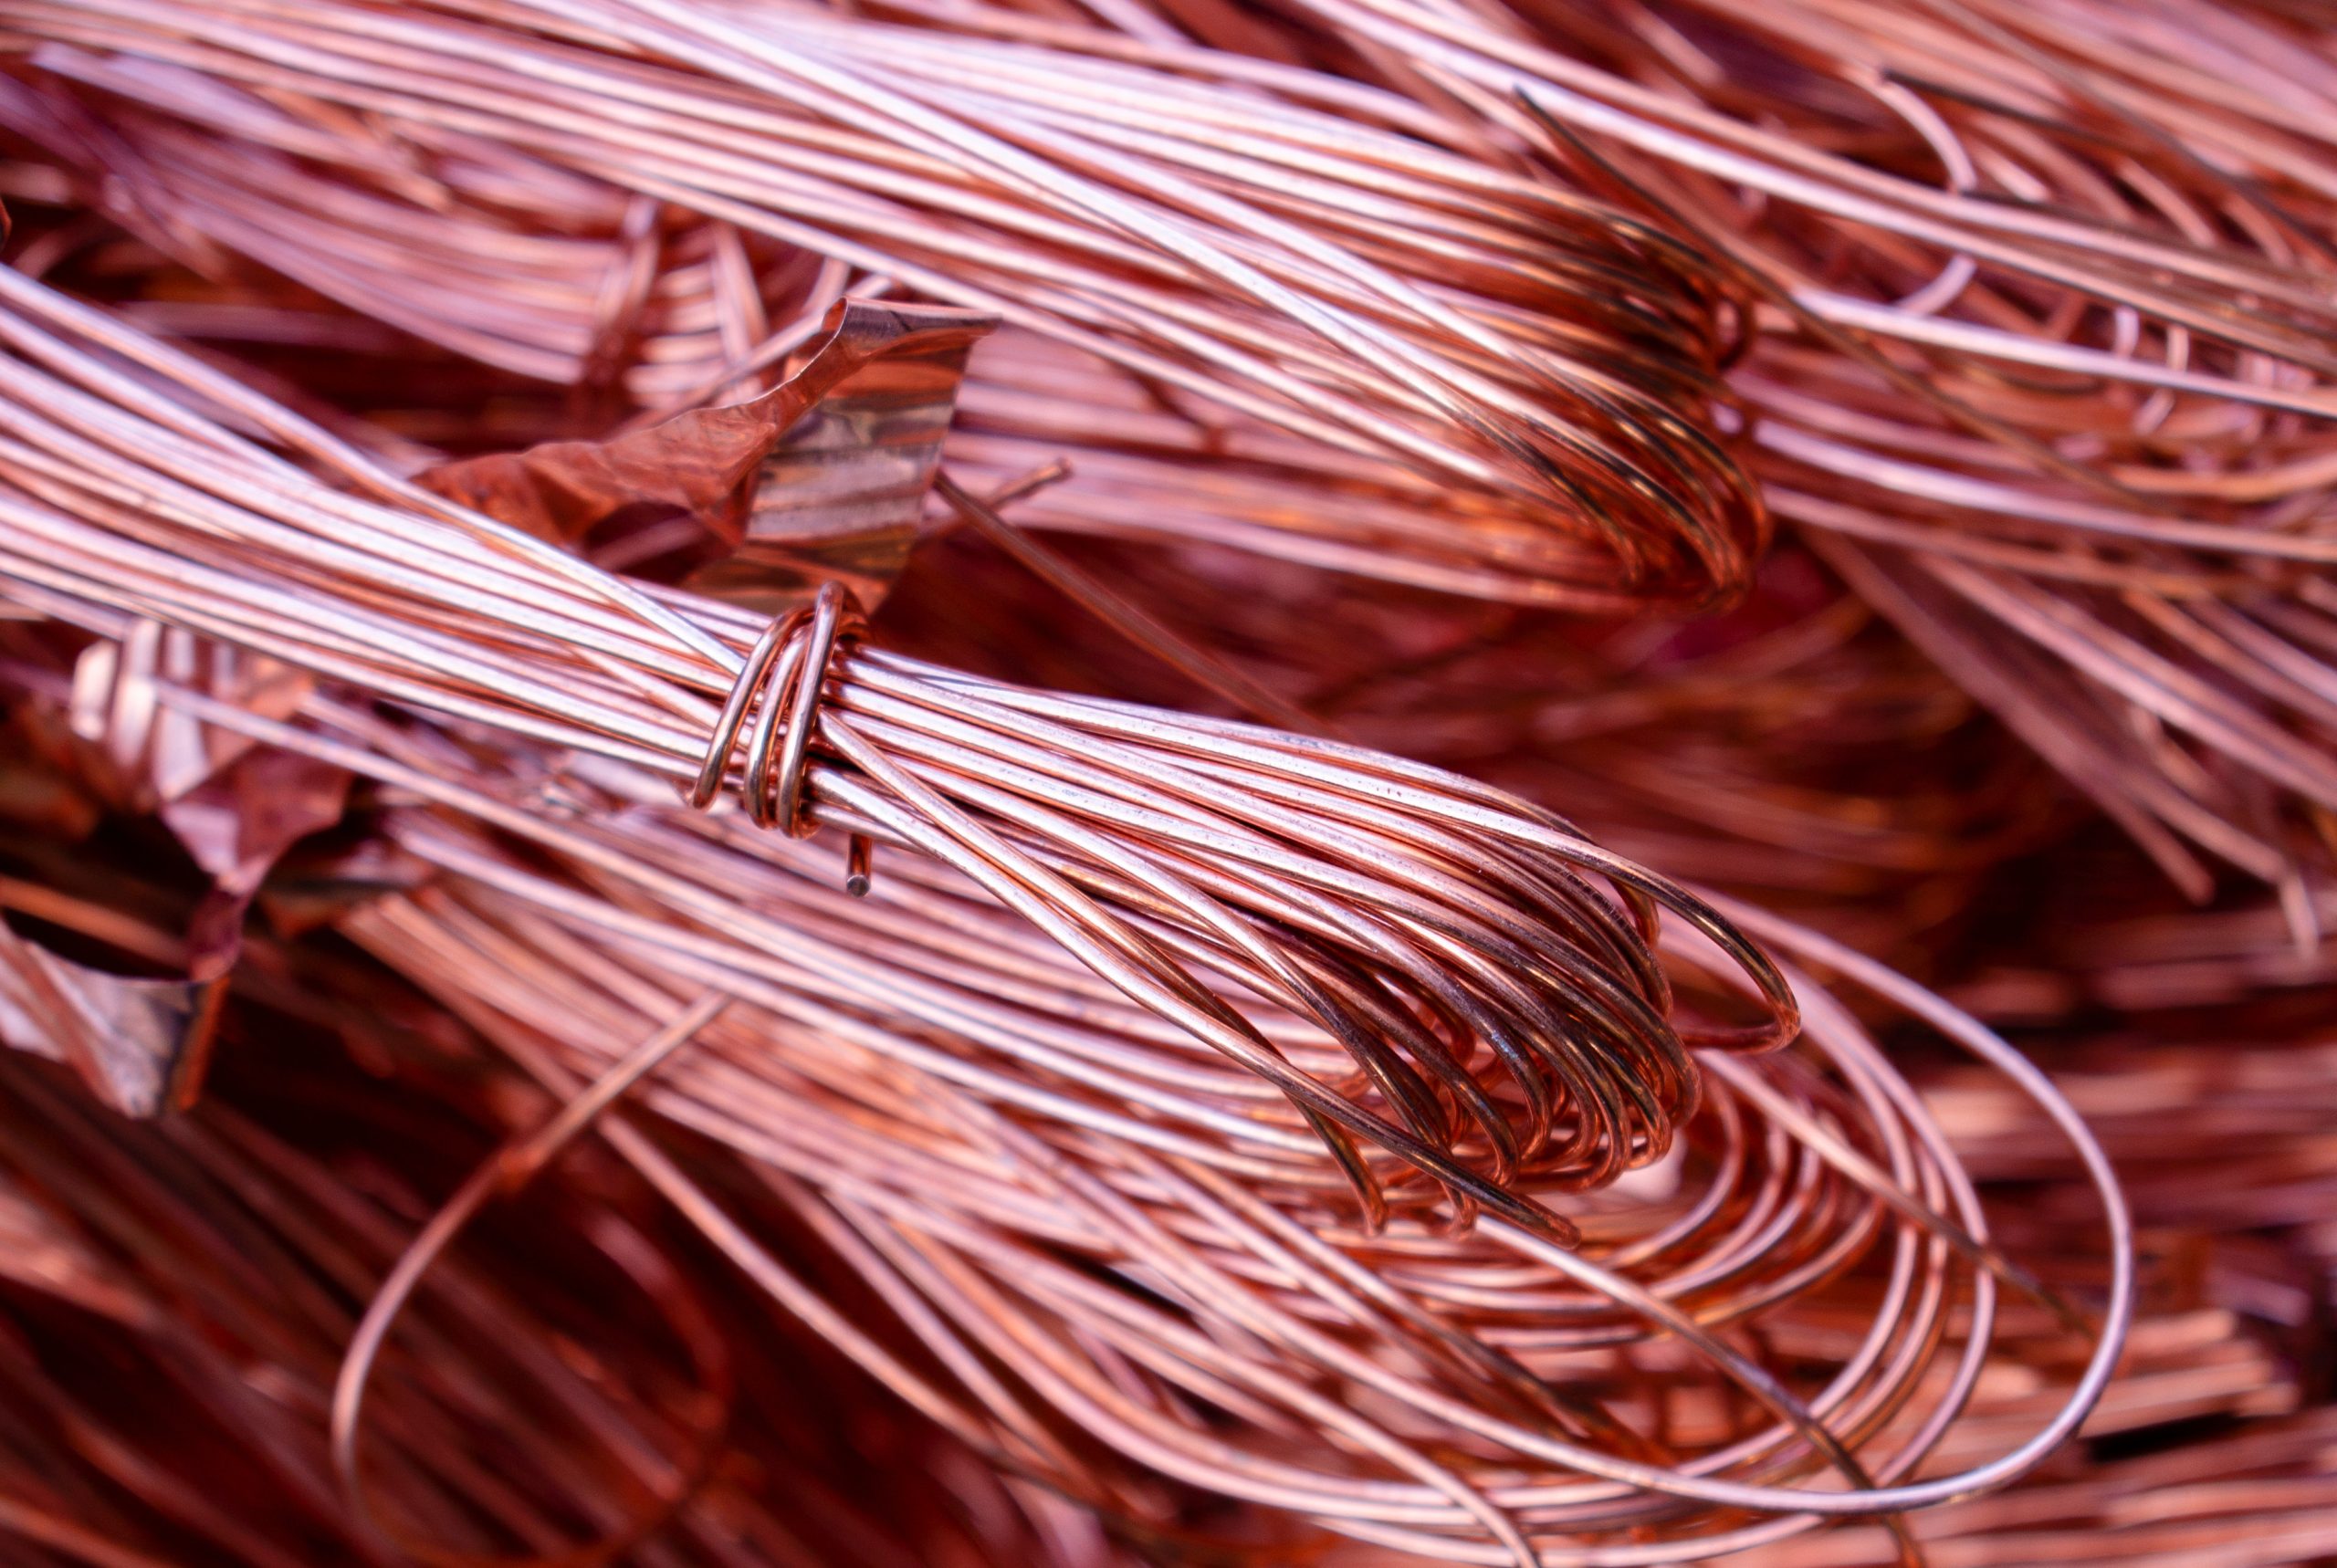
[0,262,1839,1227]
[9,0,2332,904]
[0,627,2129,1564]
[0,2,2327,1567]
[0,236,2147,1556]
[1122,0,2337,894]
[0,0,1768,610]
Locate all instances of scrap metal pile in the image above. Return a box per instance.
[0,2,2328,1565]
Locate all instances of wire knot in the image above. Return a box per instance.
[685,581,873,893]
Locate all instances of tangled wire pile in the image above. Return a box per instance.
[1112,0,2337,894]
[0,228,2140,1563]
[1,2,2332,1566]
[0,0,1768,609]
[9,0,2335,903]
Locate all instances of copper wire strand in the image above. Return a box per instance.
[330,990,736,1568]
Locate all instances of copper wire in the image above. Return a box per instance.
[0,264,1806,1235]
[0,998,1151,1568]
[11,0,2335,900]
[1074,0,2337,893]
[0,0,1769,610]
[687,581,876,885]
[306,782,2132,1565]
[0,374,2133,1561]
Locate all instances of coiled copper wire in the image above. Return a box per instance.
[1097,0,2337,896]
[0,0,1768,610]
[11,0,2333,905]
[306,773,2131,1565]
[0,265,1808,1236]
[0,251,2140,1563]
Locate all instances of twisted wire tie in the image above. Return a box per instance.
[685,580,874,896]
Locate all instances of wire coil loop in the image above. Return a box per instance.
[684,581,872,892]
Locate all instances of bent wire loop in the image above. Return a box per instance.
[684,580,875,894]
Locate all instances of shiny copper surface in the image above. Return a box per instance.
[0,5,2327,1566]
